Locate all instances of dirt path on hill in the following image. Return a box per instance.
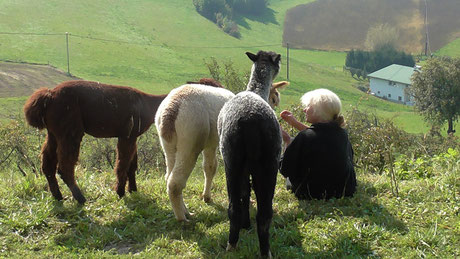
[0,61,79,98]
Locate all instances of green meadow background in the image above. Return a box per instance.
[1,0,458,133]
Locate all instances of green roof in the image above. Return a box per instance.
[367,64,415,85]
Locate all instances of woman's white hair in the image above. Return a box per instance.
[301,88,342,122]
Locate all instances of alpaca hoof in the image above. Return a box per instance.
[261,251,272,259]
[116,189,126,198]
[52,192,64,201]
[76,196,86,204]
[70,186,86,204]
[285,177,292,190]
[226,242,237,251]
[73,192,86,204]
[185,211,194,219]
[203,195,212,203]
[176,211,193,222]
[178,217,190,223]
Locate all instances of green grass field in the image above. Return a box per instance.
[436,37,460,57]
[0,150,458,258]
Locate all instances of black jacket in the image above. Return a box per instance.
[280,122,356,199]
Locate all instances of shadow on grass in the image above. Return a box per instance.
[45,176,407,257]
[270,179,408,257]
[49,191,230,256]
[287,180,407,232]
[235,7,279,30]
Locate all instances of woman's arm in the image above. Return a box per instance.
[280,127,292,147]
[280,110,308,131]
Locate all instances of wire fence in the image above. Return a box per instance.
[0,31,290,78]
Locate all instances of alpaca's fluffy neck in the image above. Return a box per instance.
[246,64,273,102]
[146,93,168,117]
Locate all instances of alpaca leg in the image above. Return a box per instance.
[252,164,277,258]
[163,143,176,182]
[241,174,251,229]
[225,161,246,250]
[56,135,86,204]
[167,151,199,221]
[115,138,137,198]
[127,150,138,193]
[41,133,62,201]
[202,147,218,203]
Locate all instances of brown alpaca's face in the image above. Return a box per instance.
[268,81,289,109]
[269,89,280,108]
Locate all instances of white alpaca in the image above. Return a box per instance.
[155,80,288,222]
[155,83,234,221]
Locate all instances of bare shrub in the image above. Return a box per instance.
[79,129,165,174]
[0,118,165,177]
[204,57,249,94]
[364,23,399,51]
[0,119,43,176]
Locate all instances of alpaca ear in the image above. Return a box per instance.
[272,81,289,90]
[271,54,281,65]
[246,52,258,62]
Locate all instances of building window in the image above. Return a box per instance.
[388,94,391,98]
[377,91,380,94]
[398,96,402,101]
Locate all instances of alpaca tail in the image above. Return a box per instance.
[23,87,52,129]
[158,101,180,142]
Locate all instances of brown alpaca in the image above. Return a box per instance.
[186,78,224,88]
[23,80,167,204]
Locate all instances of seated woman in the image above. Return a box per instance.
[280,88,356,200]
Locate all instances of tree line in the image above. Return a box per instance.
[345,44,415,79]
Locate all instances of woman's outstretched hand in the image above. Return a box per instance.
[280,110,294,123]
[280,110,308,131]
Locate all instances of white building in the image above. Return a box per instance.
[367,64,416,105]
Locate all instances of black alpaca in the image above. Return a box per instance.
[218,51,282,258]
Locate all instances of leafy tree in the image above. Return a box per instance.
[193,0,230,22]
[345,49,354,68]
[410,57,460,134]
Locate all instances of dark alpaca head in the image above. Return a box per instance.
[246,50,281,79]
[245,51,281,101]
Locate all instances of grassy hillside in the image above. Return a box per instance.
[0,0,453,134]
[436,37,460,57]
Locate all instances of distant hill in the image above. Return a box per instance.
[0,61,78,98]
[282,0,460,53]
